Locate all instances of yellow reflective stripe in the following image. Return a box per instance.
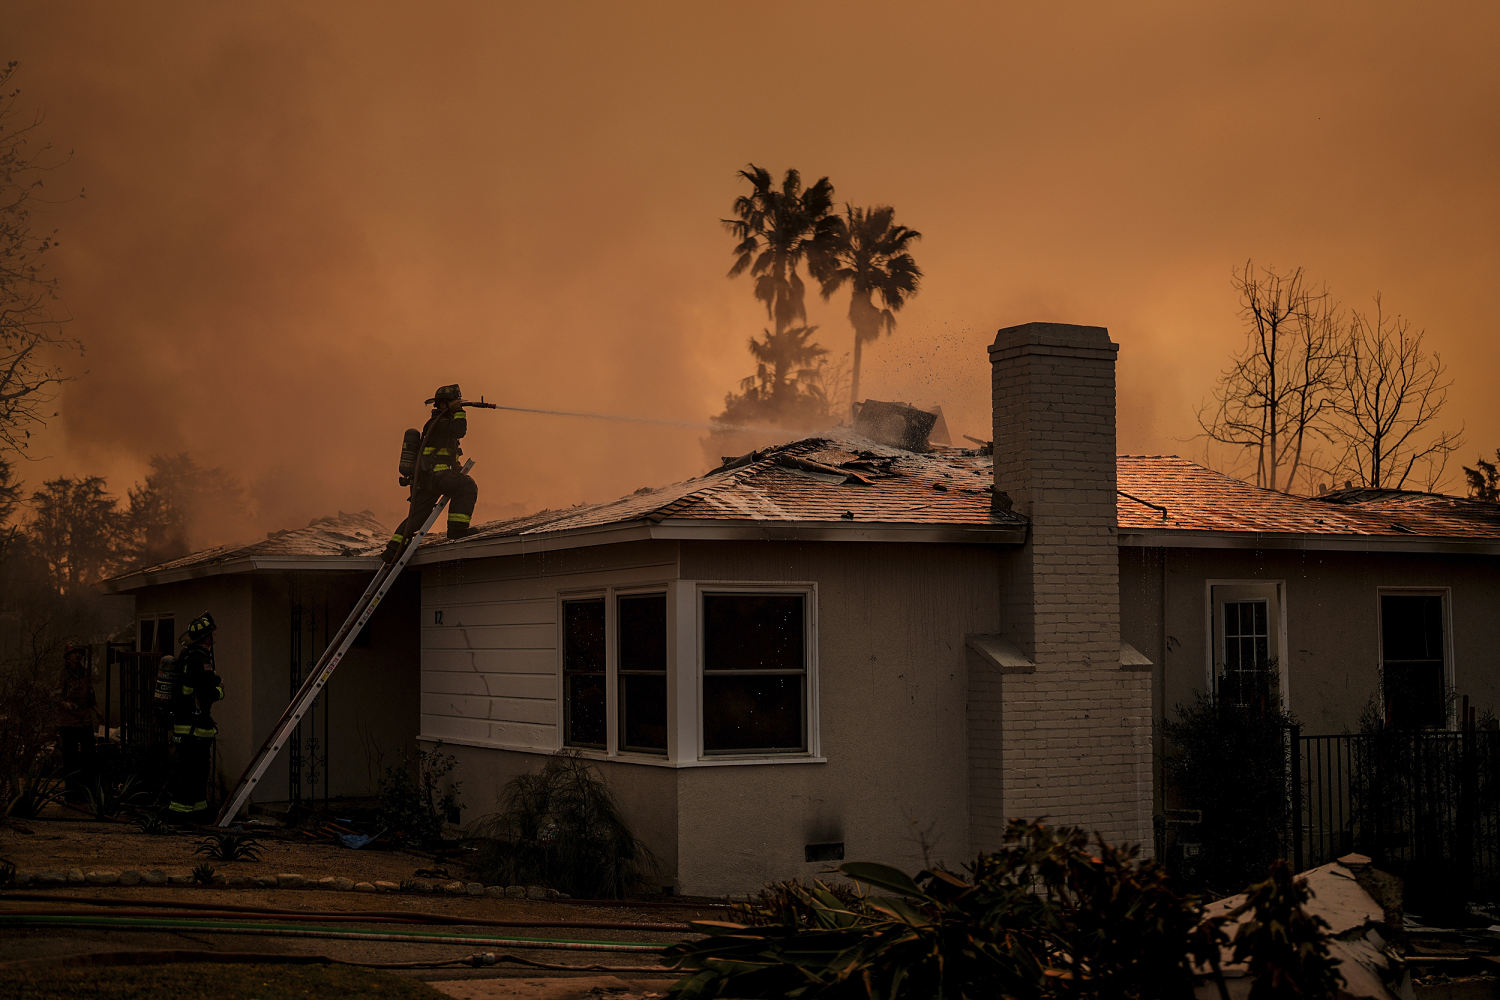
[191,726,217,738]
[448,513,470,524]
[171,724,191,735]
[433,464,450,472]
[214,686,224,699]
[452,411,466,421]
[422,447,436,454]
[167,801,202,813]
[390,533,404,543]
[180,685,195,695]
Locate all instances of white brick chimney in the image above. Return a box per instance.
[969,322,1153,853]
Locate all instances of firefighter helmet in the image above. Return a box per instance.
[431,384,462,405]
[186,612,217,642]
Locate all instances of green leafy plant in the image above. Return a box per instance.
[668,820,1342,1000]
[464,750,655,899]
[1164,675,1296,894]
[668,819,1210,1000]
[193,830,262,862]
[5,757,64,819]
[191,862,215,885]
[377,747,462,848]
[85,773,143,820]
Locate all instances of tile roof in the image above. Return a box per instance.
[105,510,388,588]
[114,447,1500,588]
[1117,456,1500,540]
[417,435,1023,557]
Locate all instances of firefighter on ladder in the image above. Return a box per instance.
[167,612,224,822]
[382,383,479,563]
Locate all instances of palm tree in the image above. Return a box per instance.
[812,205,922,415]
[723,165,837,343]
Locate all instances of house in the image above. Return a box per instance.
[103,511,420,805]
[105,322,1500,897]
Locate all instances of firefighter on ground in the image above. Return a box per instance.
[167,612,224,822]
[382,383,479,562]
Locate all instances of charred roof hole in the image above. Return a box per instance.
[853,400,939,451]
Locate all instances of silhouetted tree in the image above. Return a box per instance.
[722,165,838,430]
[1464,450,1498,500]
[1327,295,1461,490]
[1197,262,1340,493]
[811,205,922,416]
[0,61,81,457]
[715,325,830,430]
[27,475,123,596]
[124,452,248,568]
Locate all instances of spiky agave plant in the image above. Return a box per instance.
[193,830,263,862]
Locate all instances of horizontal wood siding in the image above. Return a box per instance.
[418,541,677,752]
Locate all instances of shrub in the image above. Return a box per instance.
[192,862,215,885]
[464,750,654,898]
[1164,678,1296,894]
[0,664,62,818]
[667,819,1342,1000]
[377,747,462,849]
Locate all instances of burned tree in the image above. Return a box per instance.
[1327,295,1461,490]
[1197,262,1340,494]
[0,62,81,457]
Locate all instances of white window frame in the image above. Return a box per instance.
[556,583,673,760]
[1376,587,1454,729]
[1204,580,1288,709]
[693,581,820,762]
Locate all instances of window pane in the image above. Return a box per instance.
[620,674,667,753]
[1381,595,1443,661]
[565,674,606,748]
[1385,663,1445,730]
[703,674,805,753]
[1252,601,1268,634]
[619,594,666,672]
[563,599,605,673]
[704,594,804,671]
[563,598,605,748]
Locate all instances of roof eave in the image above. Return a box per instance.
[1119,528,1500,555]
[102,555,382,592]
[412,517,1027,563]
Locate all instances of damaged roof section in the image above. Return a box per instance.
[1117,457,1500,544]
[421,433,1027,560]
[105,511,389,591]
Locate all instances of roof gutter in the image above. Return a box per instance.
[102,556,385,594]
[411,517,1026,564]
[1119,528,1500,556]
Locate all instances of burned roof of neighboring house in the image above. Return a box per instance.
[103,510,389,592]
[414,435,1027,563]
[1117,456,1500,546]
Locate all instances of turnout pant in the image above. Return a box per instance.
[57,725,97,802]
[397,469,478,542]
[168,733,215,818]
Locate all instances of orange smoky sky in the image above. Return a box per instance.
[8,1,1500,544]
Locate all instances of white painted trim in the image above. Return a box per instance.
[693,581,821,761]
[1121,530,1500,555]
[1204,579,1289,708]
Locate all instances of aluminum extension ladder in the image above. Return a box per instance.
[214,460,473,827]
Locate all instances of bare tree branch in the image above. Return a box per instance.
[1196,261,1339,493]
[0,61,81,459]
[1326,295,1462,490]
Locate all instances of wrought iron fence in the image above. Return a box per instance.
[1291,721,1500,901]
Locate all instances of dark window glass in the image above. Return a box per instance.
[563,598,606,748]
[703,674,805,752]
[618,594,667,754]
[1381,594,1446,729]
[703,594,804,672]
[1220,599,1274,710]
[702,593,806,754]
